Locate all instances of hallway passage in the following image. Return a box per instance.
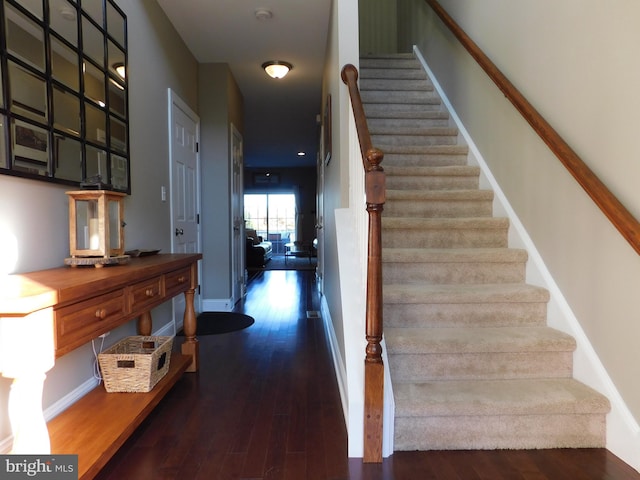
[95,270,639,479]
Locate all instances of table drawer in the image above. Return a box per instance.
[129,277,163,313]
[56,290,126,355]
[164,267,191,297]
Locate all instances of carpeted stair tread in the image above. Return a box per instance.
[362,90,441,105]
[383,216,509,230]
[361,79,434,91]
[360,68,429,80]
[383,283,549,304]
[386,189,492,202]
[385,165,479,177]
[380,144,468,156]
[371,126,458,136]
[366,111,449,122]
[382,247,526,264]
[394,379,611,417]
[385,326,575,354]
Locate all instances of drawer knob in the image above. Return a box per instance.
[178,276,186,283]
[145,288,155,297]
[95,308,107,319]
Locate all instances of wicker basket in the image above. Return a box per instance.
[99,336,173,392]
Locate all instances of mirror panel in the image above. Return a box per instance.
[12,118,49,176]
[83,60,106,106]
[107,41,124,79]
[9,61,48,122]
[1,0,129,191]
[82,16,104,67]
[110,117,126,153]
[85,144,107,180]
[85,103,106,146]
[14,0,43,19]
[49,0,78,46]
[51,37,79,91]
[53,87,80,136]
[106,1,125,47]
[0,115,7,168]
[108,77,126,117]
[110,154,127,191]
[53,135,82,182]
[83,1,103,27]
[5,3,45,71]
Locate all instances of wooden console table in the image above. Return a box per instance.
[0,253,202,478]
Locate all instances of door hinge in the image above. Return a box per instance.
[198,285,201,295]
[196,142,199,153]
[197,214,200,224]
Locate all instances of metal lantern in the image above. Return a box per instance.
[65,190,128,267]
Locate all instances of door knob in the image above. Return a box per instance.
[175,228,184,236]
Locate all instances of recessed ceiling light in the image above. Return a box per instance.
[297,152,306,156]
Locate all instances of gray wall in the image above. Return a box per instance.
[198,63,244,303]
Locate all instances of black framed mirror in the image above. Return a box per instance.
[0,0,130,192]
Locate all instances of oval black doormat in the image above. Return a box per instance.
[177,312,255,336]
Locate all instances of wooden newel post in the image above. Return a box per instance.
[343,64,386,463]
[363,152,385,463]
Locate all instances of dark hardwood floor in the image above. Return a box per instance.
[95,270,640,480]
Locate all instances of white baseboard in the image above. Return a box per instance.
[202,298,233,312]
[413,45,640,472]
[320,295,348,430]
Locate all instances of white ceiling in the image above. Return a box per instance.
[156,0,332,169]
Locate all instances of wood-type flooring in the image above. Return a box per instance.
[95,270,639,480]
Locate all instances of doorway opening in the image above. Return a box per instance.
[244,193,296,256]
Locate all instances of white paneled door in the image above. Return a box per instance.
[169,89,201,322]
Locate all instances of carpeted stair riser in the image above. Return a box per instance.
[361,78,433,91]
[360,68,428,80]
[383,152,468,167]
[364,103,442,116]
[368,116,450,129]
[393,379,609,450]
[384,190,493,218]
[384,302,548,329]
[386,172,479,191]
[394,413,606,450]
[382,248,527,285]
[382,218,509,249]
[361,54,610,451]
[386,326,575,382]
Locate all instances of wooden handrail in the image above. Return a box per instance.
[425,0,640,255]
[341,64,385,463]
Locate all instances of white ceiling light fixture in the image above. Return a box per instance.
[255,8,273,21]
[262,61,292,79]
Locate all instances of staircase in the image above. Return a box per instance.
[360,54,610,450]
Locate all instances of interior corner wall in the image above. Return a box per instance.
[0,0,198,447]
[400,0,640,446]
[198,63,244,308]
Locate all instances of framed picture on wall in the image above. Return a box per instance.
[323,94,332,166]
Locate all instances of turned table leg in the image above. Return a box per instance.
[0,307,55,454]
[137,311,152,336]
[180,288,199,372]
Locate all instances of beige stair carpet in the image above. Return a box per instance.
[360,53,610,451]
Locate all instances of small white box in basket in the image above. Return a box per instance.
[98,336,173,392]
